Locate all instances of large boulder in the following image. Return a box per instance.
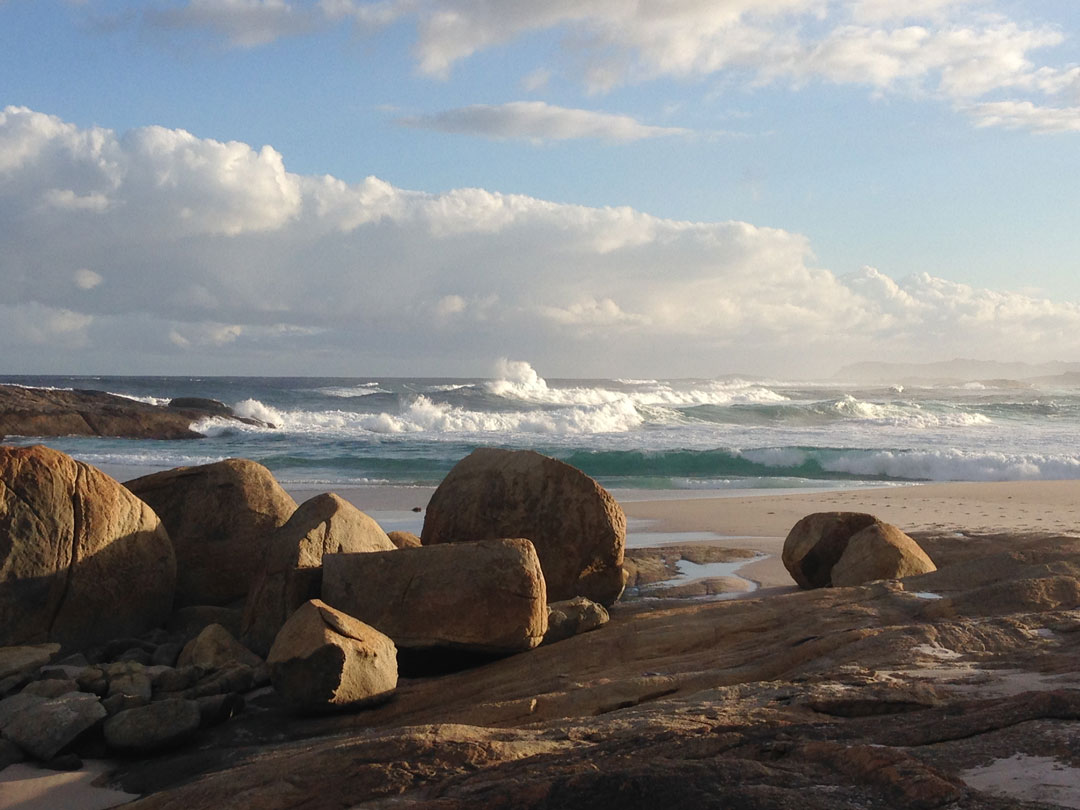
[241,493,395,656]
[783,512,936,589]
[267,599,397,712]
[126,458,297,606]
[177,624,263,671]
[0,445,176,650]
[323,538,547,655]
[420,449,626,605]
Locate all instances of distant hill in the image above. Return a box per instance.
[834,359,1080,384]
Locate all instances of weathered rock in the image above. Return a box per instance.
[152,642,184,668]
[104,699,202,752]
[195,693,244,728]
[0,445,176,649]
[177,624,262,672]
[543,597,610,645]
[831,521,937,586]
[267,599,397,712]
[22,678,80,698]
[168,605,243,640]
[241,492,395,657]
[184,664,257,699]
[1,692,106,760]
[126,458,297,606]
[323,538,547,654]
[0,385,204,439]
[421,449,626,605]
[387,530,421,549]
[0,644,60,682]
[151,665,203,695]
[167,398,233,417]
[0,737,23,770]
[783,512,935,589]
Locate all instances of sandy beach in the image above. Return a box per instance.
[289,479,1080,593]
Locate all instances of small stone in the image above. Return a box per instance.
[177,624,263,672]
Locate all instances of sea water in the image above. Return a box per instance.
[4,360,1080,492]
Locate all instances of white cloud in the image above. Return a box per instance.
[145,0,317,48]
[397,101,693,142]
[73,268,104,290]
[966,100,1080,133]
[4,107,1080,375]
[325,0,1077,133]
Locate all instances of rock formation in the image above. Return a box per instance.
[0,445,176,650]
[421,448,626,605]
[267,599,397,711]
[323,538,548,655]
[126,459,297,606]
[0,385,268,440]
[782,512,936,588]
[241,493,395,656]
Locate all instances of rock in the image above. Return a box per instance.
[1,692,106,760]
[107,668,153,703]
[184,664,257,699]
[22,678,80,698]
[0,644,61,681]
[543,597,610,645]
[0,445,176,649]
[831,522,938,587]
[0,737,23,770]
[323,538,547,655]
[0,385,204,439]
[42,752,83,771]
[167,397,233,417]
[421,449,627,605]
[168,606,243,640]
[0,693,45,729]
[126,458,297,606]
[267,599,398,712]
[152,665,204,695]
[177,624,262,672]
[387,531,421,549]
[782,512,935,589]
[241,492,396,657]
[104,699,202,752]
[195,693,244,727]
[152,642,184,668]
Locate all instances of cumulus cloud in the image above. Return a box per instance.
[3,106,1080,375]
[144,0,318,47]
[396,101,693,142]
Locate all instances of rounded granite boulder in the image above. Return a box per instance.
[0,444,176,650]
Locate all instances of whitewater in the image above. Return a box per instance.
[4,359,1080,492]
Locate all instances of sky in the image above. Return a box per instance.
[1,0,1079,378]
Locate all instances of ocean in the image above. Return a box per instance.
[3,360,1080,495]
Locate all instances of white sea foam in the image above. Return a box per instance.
[828,395,991,428]
[486,359,787,409]
[819,449,1080,482]
[108,391,171,406]
[316,383,389,398]
[224,394,645,437]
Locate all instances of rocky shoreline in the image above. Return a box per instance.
[0,385,268,440]
[1,444,1079,808]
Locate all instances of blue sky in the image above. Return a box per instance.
[1,0,1079,377]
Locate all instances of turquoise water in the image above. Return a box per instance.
[5,362,1080,490]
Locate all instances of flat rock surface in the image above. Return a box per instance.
[98,530,1080,810]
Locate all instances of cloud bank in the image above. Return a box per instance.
[3,105,1080,376]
